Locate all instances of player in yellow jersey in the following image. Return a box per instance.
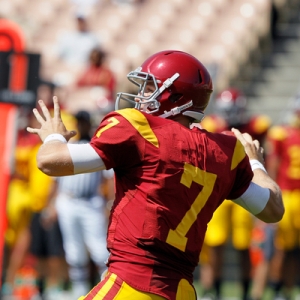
[2,108,42,296]
[2,88,77,298]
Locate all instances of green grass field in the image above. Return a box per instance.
[193,280,300,300]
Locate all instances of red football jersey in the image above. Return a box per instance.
[90,108,253,299]
[267,125,300,190]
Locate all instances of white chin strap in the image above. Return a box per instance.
[159,101,205,122]
[159,100,193,118]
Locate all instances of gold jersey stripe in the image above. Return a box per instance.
[117,109,159,148]
[98,273,117,296]
[231,140,246,170]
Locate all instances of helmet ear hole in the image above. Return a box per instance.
[169,93,183,103]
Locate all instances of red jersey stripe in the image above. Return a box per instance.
[84,273,122,300]
[103,275,123,300]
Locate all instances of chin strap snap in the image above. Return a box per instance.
[153,73,180,99]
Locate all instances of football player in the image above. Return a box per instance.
[27,50,283,300]
[2,111,41,296]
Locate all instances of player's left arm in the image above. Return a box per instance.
[232,128,284,223]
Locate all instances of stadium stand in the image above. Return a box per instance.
[1,0,298,121]
[1,1,265,84]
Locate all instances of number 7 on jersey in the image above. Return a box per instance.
[166,163,217,252]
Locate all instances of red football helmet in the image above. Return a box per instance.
[214,88,247,127]
[115,50,213,121]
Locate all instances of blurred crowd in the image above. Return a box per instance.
[1,1,300,300]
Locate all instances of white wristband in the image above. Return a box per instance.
[43,133,67,144]
[250,159,267,173]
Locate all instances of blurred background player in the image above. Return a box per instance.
[76,47,116,105]
[199,88,271,300]
[1,108,41,299]
[249,220,277,300]
[263,93,300,300]
[55,14,101,69]
[66,47,117,117]
[53,110,114,299]
[28,111,69,300]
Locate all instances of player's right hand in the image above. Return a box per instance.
[27,96,77,142]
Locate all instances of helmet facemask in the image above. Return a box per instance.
[115,69,194,118]
[119,70,162,114]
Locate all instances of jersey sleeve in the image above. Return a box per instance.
[226,137,253,200]
[90,109,145,170]
[228,157,253,199]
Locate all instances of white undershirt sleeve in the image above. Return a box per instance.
[232,182,270,215]
[67,143,106,174]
